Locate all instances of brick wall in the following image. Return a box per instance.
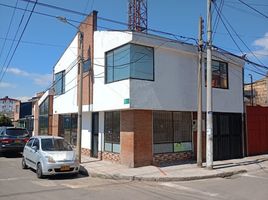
[52,114,59,136]
[82,148,91,156]
[102,152,120,163]
[153,152,193,166]
[120,110,152,167]
[78,11,98,106]
[244,78,268,106]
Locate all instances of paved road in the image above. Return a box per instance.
[0,154,268,200]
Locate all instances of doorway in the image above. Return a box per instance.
[91,112,99,158]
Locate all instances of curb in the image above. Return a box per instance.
[88,169,247,182]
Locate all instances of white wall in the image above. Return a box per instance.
[53,35,79,114]
[129,33,244,113]
[81,112,91,149]
[92,31,244,113]
[92,31,133,111]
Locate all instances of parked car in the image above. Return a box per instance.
[0,127,30,153]
[22,136,80,178]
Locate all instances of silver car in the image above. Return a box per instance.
[22,136,80,178]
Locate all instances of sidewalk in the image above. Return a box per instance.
[80,154,268,182]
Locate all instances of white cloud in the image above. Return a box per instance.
[16,96,32,102]
[6,67,52,87]
[251,32,268,59]
[33,74,52,86]
[0,82,16,88]
[6,68,30,76]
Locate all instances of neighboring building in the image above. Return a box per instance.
[244,77,268,107]
[36,11,245,167]
[0,96,19,119]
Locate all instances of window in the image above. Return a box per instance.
[105,43,154,83]
[32,138,40,150]
[104,111,120,153]
[205,59,228,89]
[59,114,77,145]
[26,138,34,147]
[39,97,49,135]
[153,111,192,154]
[54,71,65,95]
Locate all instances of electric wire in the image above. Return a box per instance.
[238,0,268,19]
[0,0,37,82]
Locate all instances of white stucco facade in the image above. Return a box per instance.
[93,31,244,113]
[53,35,79,115]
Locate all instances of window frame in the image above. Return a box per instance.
[105,43,155,84]
[205,59,229,89]
[54,70,65,95]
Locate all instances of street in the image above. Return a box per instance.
[0,154,268,200]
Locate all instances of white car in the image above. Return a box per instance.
[22,136,80,178]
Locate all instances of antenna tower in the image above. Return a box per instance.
[128,0,148,32]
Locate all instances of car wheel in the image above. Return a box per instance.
[36,163,44,179]
[22,157,28,169]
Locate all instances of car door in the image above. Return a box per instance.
[23,138,34,168]
[30,138,40,170]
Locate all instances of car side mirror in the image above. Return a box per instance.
[32,146,38,152]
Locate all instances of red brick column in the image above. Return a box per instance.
[120,110,152,167]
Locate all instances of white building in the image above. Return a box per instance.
[0,96,19,119]
[37,12,245,167]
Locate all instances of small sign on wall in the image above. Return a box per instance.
[174,142,192,152]
[124,98,130,104]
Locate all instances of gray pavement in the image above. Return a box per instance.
[81,154,268,181]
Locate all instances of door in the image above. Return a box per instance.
[91,112,99,158]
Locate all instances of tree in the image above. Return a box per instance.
[0,114,13,126]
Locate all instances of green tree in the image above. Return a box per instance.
[0,114,13,126]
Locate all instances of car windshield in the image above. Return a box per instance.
[6,128,29,137]
[41,138,73,151]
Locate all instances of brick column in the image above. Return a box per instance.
[120,110,152,167]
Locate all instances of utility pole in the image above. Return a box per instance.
[197,16,204,168]
[206,0,213,170]
[77,31,84,163]
[249,74,253,106]
[56,16,84,163]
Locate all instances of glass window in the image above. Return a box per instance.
[54,71,65,95]
[153,111,192,154]
[41,138,72,151]
[26,138,34,147]
[39,97,49,135]
[105,43,154,83]
[104,111,120,153]
[59,114,77,145]
[32,138,40,150]
[205,59,228,89]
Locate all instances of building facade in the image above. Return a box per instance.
[244,77,268,107]
[0,96,19,119]
[36,12,245,167]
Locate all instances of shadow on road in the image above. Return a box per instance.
[0,152,22,158]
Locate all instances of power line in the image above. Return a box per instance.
[0,0,19,61]
[0,0,38,82]
[238,0,268,19]
[0,1,30,79]
[214,2,268,70]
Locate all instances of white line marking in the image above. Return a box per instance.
[242,173,268,180]
[0,177,30,181]
[160,182,219,197]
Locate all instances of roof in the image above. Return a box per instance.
[0,96,19,102]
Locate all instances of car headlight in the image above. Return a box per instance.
[45,156,56,163]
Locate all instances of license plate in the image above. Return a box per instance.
[60,165,70,171]
[14,140,21,144]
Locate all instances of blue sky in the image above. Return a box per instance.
[0,0,267,101]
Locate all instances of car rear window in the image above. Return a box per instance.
[6,128,29,136]
[41,138,72,151]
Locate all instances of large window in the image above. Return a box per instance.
[104,111,120,153]
[39,97,49,135]
[105,43,154,83]
[153,111,192,154]
[205,59,228,89]
[59,114,77,145]
[54,71,65,95]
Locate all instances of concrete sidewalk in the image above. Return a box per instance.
[80,154,268,182]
